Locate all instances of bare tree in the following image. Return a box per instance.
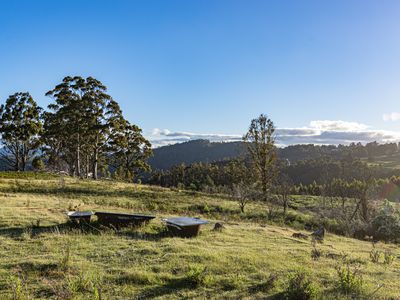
[276,173,293,214]
[231,182,257,213]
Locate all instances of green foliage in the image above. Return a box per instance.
[335,262,364,296]
[8,274,28,300]
[43,75,151,179]
[383,250,395,266]
[60,241,71,271]
[0,92,42,171]
[185,264,213,287]
[109,122,153,181]
[32,156,45,171]
[369,248,381,263]
[311,244,322,261]
[284,269,319,300]
[371,201,400,242]
[149,159,253,191]
[243,113,277,197]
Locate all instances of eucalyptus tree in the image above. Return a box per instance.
[109,122,153,181]
[0,92,42,171]
[45,76,88,176]
[243,114,277,199]
[45,76,126,178]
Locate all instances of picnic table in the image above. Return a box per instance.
[95,212,155,228]
[163,217,209,237]
[67,211,94,225]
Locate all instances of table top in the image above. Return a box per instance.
[95,212,155,219]
[164,217,209,227]
[67,211,94,217]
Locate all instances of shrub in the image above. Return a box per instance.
[284,269,319,300]
[369,248,381,264]
[310,240,322,261]
[185,264,213,287]
[311,247,322,261]
[67,271,102,294]
[335,262,364,296]
[383,250,395,266]
[219,273,245,291]
[248,273,277,293]
[32,157,45,171]
[8,275,28,300]
[60,242,71,271]
[371,201,400,242]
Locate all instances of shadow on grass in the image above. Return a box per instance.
[138,277,196,299]
[0,184,168,200]
[0,221,168,241]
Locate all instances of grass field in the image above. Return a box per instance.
[364,152,400,170]
[0,174,398,299]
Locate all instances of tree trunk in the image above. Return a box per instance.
[361,193,369,222]
[283,195,287,214]
[76,134,81,178]
[92,136,99,180]
[21,144,27,171]
[15,142,20,171]
[86,154,90,178]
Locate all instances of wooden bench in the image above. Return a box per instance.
[163,217,209,237]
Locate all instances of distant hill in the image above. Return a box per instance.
[148,140,246,170]
[147,139,338,170]
[148,139,400,170]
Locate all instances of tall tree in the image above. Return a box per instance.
[243,114,277,199]
[45,76,88,177]
[0,92,42,171]
[82,77,125,179]
[110,122,153,181]
[44,76,125,178]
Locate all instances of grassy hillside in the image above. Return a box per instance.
[0,175,398,299]
[365,152,400,170]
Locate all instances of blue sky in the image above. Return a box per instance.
[1,0,400,146]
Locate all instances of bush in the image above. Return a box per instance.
[371,201,400,242]
[32,157,45,171]
[369,248,381,264]
[185,264,213,287]
[284,269,319,300]
[335,262,364,296]
[383,250,395,266]
[311,247,322,261]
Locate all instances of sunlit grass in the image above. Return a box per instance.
[0,176,398,298]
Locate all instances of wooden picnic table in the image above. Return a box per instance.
[95,212,155,228]
[163,217,209,237]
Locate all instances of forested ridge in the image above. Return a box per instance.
[149,139,400,170]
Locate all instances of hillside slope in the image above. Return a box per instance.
[148,140,246,170]
[148,140,382,170]
[0,175,398,298]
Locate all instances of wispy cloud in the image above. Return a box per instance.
[383,112,400,122]
[148,120,400,148]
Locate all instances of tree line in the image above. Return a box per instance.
[0,76,152,180]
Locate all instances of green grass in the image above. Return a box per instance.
[364,152,400,170]
[0,175,398,298]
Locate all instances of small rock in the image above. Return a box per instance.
[292,232,308,240]
[213,222,224,231]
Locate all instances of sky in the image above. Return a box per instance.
[1,0,400,147]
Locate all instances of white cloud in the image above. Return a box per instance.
[309,120,369,131]
[148,120,400,148]
[383,112,400,122]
